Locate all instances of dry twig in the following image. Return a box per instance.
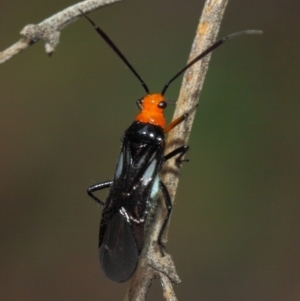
[0,0,122,64]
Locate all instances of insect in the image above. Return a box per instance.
[80,11,261,283]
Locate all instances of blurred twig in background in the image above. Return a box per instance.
[0,0,122,64]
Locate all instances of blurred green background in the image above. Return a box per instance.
[0,0,299,300]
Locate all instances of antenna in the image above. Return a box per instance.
[161,30,263,95]
[79,10,150,94]
[80,11,262,97]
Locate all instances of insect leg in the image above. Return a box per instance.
[163,113,188,133]
[157,181,172,252]
[164,145,189,164]
[156,146,189,253]
[87,181,113,206]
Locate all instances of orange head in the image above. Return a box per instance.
[135,93,167,128]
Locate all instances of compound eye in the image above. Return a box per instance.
[137,98,144,105]
[158,101,167,109]
[136,98,144,109]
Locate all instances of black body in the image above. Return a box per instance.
[88,121,188,282]
[101,121,164,282]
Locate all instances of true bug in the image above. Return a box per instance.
[80,11,261,283]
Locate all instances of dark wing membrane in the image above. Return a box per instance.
[99,122,165,282]
[98,143,154,253]
[99,211,139,283]
[113,139,164,207]
[114,122,165,194]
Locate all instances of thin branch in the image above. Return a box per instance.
[0,0,122,64]
[163,0,229,209]
[124,0,229,300]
